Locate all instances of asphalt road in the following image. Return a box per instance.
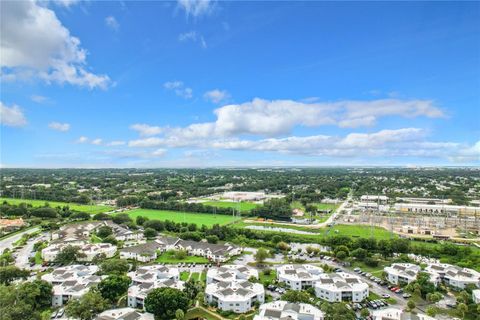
[15,232,48,269]
[0,226,41,254]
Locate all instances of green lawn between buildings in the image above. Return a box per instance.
[202,200,259,212]
[0,197,114,214]
[123,208,239,227]
[155,250,209,264]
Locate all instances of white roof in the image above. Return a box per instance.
[277,264,323,282]
[207,265,258,283]
[254,301,324,320]
[315,272,368,292]
[206,280,264,302]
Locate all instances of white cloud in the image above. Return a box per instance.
[130,124,163,136]
[0,0,110,89]
[48,121,70,132]
[51,0,81,7]
[178,31,207,48]
[177,0,214,17]
[91,138,103,145]
[105,16,119,31]
[178,31,198,42]
[76,136,88,143]
[0,102,27,127]
[30,95,49,104]
[204,89,230,103]
[107,140,126,146]
[163,80,193,99]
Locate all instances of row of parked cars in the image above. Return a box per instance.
[351,299,389,311]
[266,284,286,294]
[50,308,64,319]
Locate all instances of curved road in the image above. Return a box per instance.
[0,226,41,253]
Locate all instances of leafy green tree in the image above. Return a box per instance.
[17,280,53,309]
[276,241,290,251]
[55,245,85,265]
[255,248,269,265]
[96,226,113,239]
[351,248,368,260]
[183,278,202,300]
[0,284,41,320]
[144,227,158,238]
[145,287,190,320]
[175,309,185,320]
[205,235,219,244]
[136,215,148,225]
[100,259,130,275]
[98,275,131,304]
[321,302,356,320]
[281,290,310,303]
[112,213,132,225]
[0,266,30,285]
[457,303,468,319]
[65,290,108,320]
[407,299,416,311]
[335,250,347,260]
[426,306,437,317]
[360,308,370,318]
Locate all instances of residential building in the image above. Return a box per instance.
[41,265,99,285]
[51,274,104,306]
[0,218,25,231]
[42,242,117,262]
[425,263,480,289]
[120,240,163,262]
[205,280,265,313]
[314,272,369,302]
[207,265,258,284]
[384,263,421,285]
[372,308,435,320]
[96,308,154,320]
[473,289,480,304]
[254,301,324,320]
[127,265,183,309]
[140,235,242,262]
[51,221,142,244]
[277,264,323,290]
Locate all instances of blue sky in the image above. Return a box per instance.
[1,0,479,167]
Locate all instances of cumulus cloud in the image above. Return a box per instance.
[127,127,478,162]
[107,140,126,146]
[30,95,49,104]
[91,138,103,145]
[76,136,88,143]
[0,102,27,127]
[105,16,119,31]
[145,98,443,137]
[48,121,70,132]
[163,80,193,99]
[0,0,110,89]
[204,89,230,103]
[130,123,163,136]
[177,0,214,17]
[178,31,207,48]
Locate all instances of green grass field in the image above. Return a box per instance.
[233,220,396,240]
[156,251,209,264]
[0,197,114,214]
[123,208,239,226]
[202,200,258,212]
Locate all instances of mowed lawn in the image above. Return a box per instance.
[123,208,239,226]
[202,200,258,212]
[324,224,395,240]
[0,197,114,214]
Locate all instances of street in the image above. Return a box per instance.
[0,226,41,253]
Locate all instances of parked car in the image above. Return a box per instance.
[381,294,390,298]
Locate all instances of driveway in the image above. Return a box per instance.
[15,232,48,269]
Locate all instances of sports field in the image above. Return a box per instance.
[123,208,239,226]
[202,200,258,212]
[0,197,114,214]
